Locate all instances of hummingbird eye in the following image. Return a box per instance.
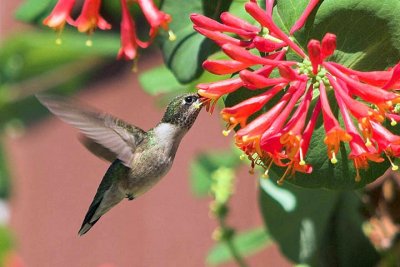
[184,95,197,105]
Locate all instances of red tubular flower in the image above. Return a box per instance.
[43,0,75,32]
[137,0,173,40]
[253,36,287,52]
[319,83,352,163]
[220,12,260,32]
[307,39,322,74]
[321,33,336,59]
[244,1,306,57]
[221,84,285,134]
[193,26,248,47]
[193,0,400,183]
[325,62,400,104]
[202,60,254,75]
[190,14,257,39]
[221,43,295,66]
[117,0,147,60]
[74,0,111,34]
[383,63,400,90]
[289,0,320,35]
[239,70,287,89]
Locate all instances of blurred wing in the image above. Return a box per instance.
[36,94,146,166]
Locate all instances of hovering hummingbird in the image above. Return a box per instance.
[37,93,203,235]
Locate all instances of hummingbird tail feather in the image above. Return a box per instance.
[78,198,102,236]
[78,219,100,236]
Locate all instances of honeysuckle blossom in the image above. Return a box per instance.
[43,0,173,59]
[193,0,400,183]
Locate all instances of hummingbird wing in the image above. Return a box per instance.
[36,94,146,167]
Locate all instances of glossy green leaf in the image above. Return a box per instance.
[259,176,339,264]
[206,227,272,265]
[159,0,232,83]
[259,173,379,265]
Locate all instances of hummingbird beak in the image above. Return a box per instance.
[193,99,202,109]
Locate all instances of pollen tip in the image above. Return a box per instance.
[55,38,62,45]
[85,39,93,47]
[331,158,338,164]
[168,30,176,41]
[222,130,230,136]
[299,160,306,166]
[365,138,372,147]
[391,119,397,126]
[392,164,399,171]
[239,154,246,160]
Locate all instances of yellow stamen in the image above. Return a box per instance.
[222,130,230,136]
[168,30,176,41]
[299,147,305,166]
[229,117,236,123]
[355,168,361,182]
[365,138,372,147]
[391,118,397,126]
[85,39,93,47]
[55,38,62,45]
[330,151,338,164]
[239,154,246,160]
[194,102,202,109]
[277,166,291,185]
[242,135,248,142]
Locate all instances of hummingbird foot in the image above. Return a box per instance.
[126,193,135,201]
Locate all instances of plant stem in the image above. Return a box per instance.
[219,217,248,267]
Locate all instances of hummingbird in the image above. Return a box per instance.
[36,93,203,235]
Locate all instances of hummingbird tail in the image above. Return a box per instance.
[78,219,100,236]
[78,200,102,236]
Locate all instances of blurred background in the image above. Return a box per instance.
[0,0,290,266]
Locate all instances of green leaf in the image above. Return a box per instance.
[159,0,232,83]
[259,173,379,265]
[15,0,56,23]
[139,65,185,95]
[206,227,272,265]
[321,193,380,267]
[189,148,241,196]
[259,176,339,264]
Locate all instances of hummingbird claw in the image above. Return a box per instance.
[126,193,135,201]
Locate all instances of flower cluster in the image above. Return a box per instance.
[43,0,174,60]
[192,0,400,183]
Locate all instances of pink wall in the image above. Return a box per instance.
[2,1,291,266]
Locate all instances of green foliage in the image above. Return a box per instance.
[259,174,379,265]
[189,147,241,196]
[0,226,14,266]
[15,0,57,23]
[159,0,232,83]
[139,65,185,96]
[0,144,11,200]
[207,227,272,265]
[0,30,120,127]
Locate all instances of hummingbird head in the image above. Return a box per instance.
[161,93,203,130]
